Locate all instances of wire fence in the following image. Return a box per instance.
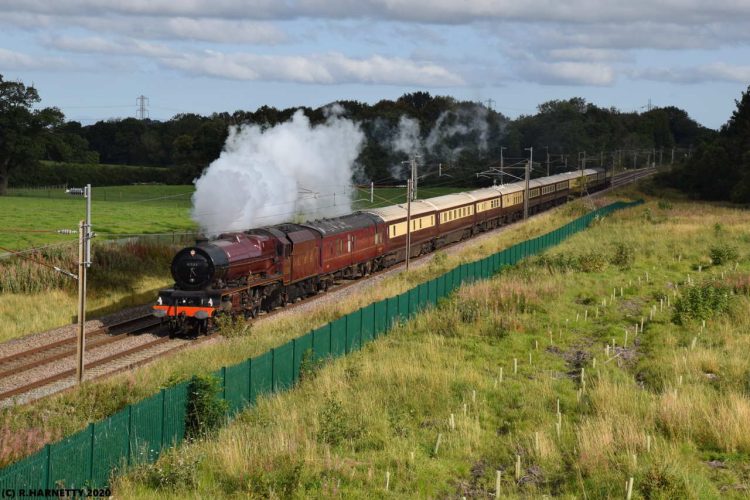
[0,199,643,491]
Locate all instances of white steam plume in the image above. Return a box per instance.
[191,109,365,236]
[389,115,422,180]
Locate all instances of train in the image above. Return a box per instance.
[153,168,612,335]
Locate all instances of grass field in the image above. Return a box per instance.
[0,186,196,250]
[107,191,750,498]
[0,185,466,251]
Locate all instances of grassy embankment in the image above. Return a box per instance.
[0,191,601,471]
[108,193,750,498]
[0,185,461,341]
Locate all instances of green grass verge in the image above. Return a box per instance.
[105,193,750,498]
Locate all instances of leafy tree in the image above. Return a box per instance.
[666,85,750,202]
[0,75,64,194]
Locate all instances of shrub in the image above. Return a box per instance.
[658,200,673,210]
[533,253,577,274]
[576,252,608,273]
[214,314,252,338]
[640,461,691,499]
[610,242,635,269]
[299,348,325,383]
[317,396,359,446]
[132,448,202,490]
[247,455,303,498]
[185,374,228,440]
[672,282,732,325]
[709,243,738,265]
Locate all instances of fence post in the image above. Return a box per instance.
[160,389,166,452]
[88,423,95,485]
[126,405,132,467]
[271,349,276,392]
[221,366,227,401]
[292,338,297,384]
[44,444,51,489]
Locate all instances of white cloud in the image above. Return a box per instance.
[163,18,286,44]
[3,0,750,24]
[162,50,465,85]
[520,62,616,86]
[634,63,750,84]
[0,47,72,70]
[44,35,174,57]
[546,48,631,63]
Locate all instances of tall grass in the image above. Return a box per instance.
[0,240,175,294]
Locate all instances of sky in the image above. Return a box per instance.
[0,1,749,130]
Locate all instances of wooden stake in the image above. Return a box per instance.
[585,309,588,321]
[515,455,521,480]
[450,413,455,431]
[463,403,467,416]
[495,470,501,498]
[646,435,651,453]
[556,398,560,414]
[472,390,476,403]
[691,337,697,350]
[385,471,390,491]
[514,358,518,374]
[499,367,503,383]
[626,477,634,500]
[535,339,539,350]
[640,317,644,331]
[434,433,442,456]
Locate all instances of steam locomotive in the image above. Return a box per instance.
[153,168,611,335]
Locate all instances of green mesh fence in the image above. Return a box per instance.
[0,200,643,491]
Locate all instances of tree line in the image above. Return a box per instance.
[0,72,718,196]
[659,85,750,203]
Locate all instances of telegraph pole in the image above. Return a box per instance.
[545,146,550,176]
[405,179,413,270]
[66,184,93,384]
[500,147,507,185]
[524,147,532,220]
[76,220,86,383]
[409,156,419,201]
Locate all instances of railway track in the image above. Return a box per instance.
[0,315,185,406]
[0,315,160,378]
[0,168,652,406]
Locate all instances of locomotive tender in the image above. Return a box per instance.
[154,168,611,334]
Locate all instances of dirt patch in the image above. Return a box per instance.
[518,464,545,487]
[453,459,491,498]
